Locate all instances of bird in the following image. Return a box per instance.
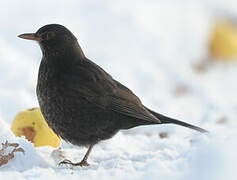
[18,24,208,167]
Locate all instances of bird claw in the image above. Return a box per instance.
[76,160,90,167]
[59,159,73,166]
[59,159,90,167]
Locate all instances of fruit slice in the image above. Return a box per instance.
[11,108,61,147]
[209,20,237,60]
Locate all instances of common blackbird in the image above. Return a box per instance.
[18,24,207,167]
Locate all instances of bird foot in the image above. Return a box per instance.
[59,159,90,167]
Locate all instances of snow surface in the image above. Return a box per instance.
[1,0,237,179]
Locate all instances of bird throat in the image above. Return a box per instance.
[40,40,85,59]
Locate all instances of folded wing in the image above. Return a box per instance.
[67,59,161,124]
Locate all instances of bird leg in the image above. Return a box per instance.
[59,144,94,167]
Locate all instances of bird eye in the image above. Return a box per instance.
[41,32,55,40]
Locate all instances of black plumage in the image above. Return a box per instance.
[18,24,207,166]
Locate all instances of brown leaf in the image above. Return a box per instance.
[8,143,19,148]
[0,141,25,167]
[13,148,25,154]
[0,153,14,166]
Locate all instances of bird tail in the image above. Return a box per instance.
[146,108,208,133]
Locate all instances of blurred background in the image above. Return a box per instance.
[0,0,237,179]
[1,0,237,126]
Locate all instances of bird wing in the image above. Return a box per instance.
[67,59,161,124]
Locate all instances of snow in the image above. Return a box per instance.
[1,0,237,179]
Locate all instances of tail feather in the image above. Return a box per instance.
[147,108,208,133]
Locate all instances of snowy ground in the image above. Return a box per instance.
[1,0,237,179]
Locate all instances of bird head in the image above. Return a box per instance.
[18,24,80,56]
